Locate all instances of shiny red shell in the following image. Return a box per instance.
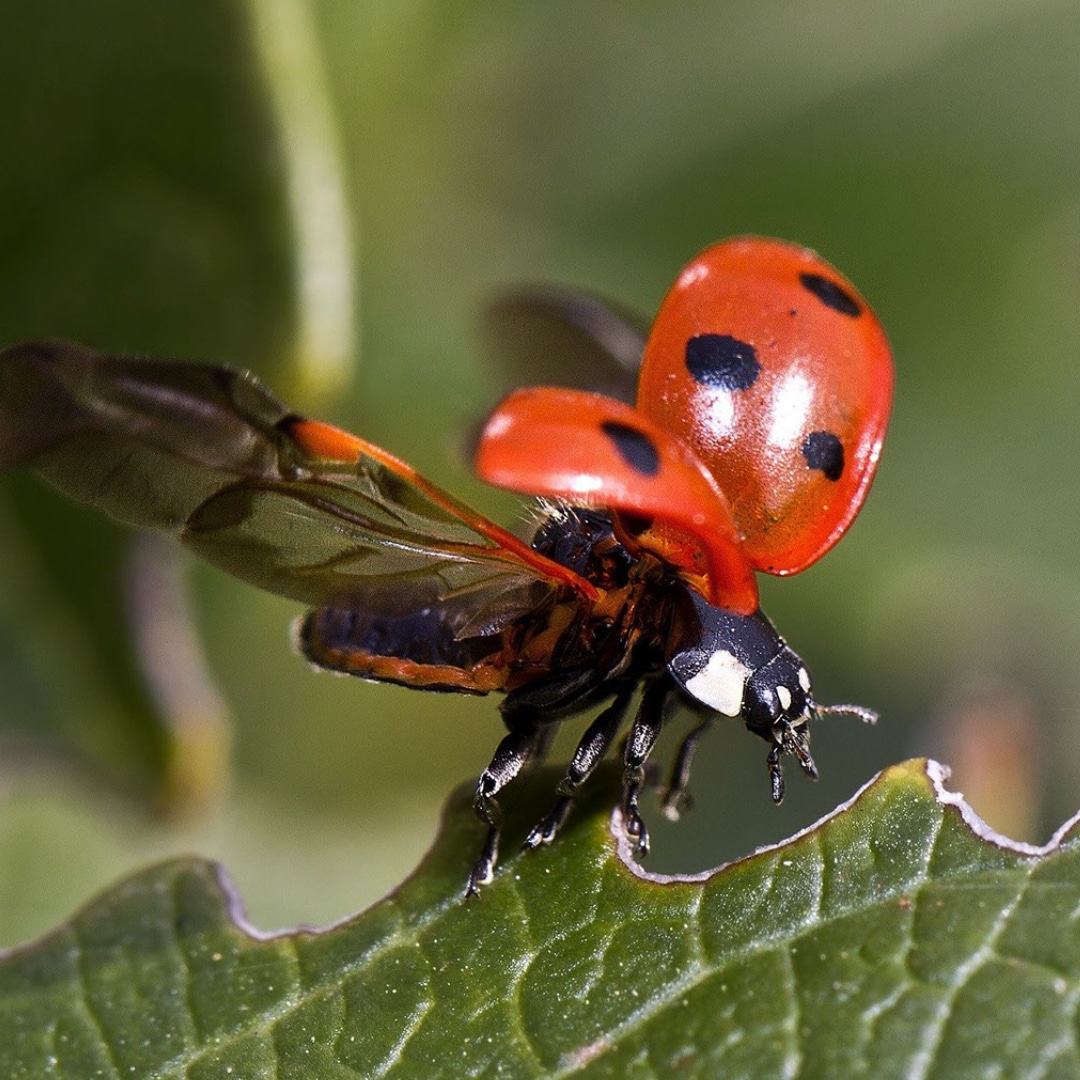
[476,387,756,611]
[637,236,893,576]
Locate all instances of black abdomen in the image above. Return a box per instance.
[298,605,506,692]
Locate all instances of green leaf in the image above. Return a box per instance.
[3,758,1079,1079]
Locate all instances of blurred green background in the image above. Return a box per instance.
[1,0,1078,946]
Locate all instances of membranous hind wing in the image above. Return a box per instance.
[0,340,596,692]
[481,286,648,406]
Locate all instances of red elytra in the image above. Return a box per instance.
[475,387,756,612]
[478,236,893,604]
[637,236,893,576]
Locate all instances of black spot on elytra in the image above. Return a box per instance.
[799,273,861,318]
[685,334,760,391]
[601,420,660,476]
[801,431,844,481]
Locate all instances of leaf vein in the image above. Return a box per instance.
[69,924,123,1080]
[777,943,804,1079]
[169,869,204,1052]
[548,816,986,1079]
[1027,984,1080,1080]
[373,996,434,1079]
[502,884,547,1076]
[151,892,456,1075]
[903,877,1026,1080]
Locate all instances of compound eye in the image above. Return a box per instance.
[743,673,783,731]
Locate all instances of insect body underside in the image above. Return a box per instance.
[296,505,820,895]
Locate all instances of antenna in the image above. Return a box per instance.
[815,703,879,725]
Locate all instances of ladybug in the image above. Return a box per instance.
[0,237,892,894]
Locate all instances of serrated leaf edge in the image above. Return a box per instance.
[614,757,1080,885]
[6,756,1078,964]
[924,757,1080,855]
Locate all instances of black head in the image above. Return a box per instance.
[666,594,875,803]
[744,646,819,802]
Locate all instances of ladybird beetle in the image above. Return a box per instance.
[0,237,892,894]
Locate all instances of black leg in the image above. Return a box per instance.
[467,718,543,896]
[467,663,611,893]
[661,716,711,821]
[621,675,672,858]
[524,685,635,850]
[764,723,818,809]
[767,744,785,804]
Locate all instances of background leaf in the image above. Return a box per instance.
[3,761,1079,1078]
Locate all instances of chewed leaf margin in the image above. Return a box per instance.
[614,757,1080,886]
[3,759,1080,1080]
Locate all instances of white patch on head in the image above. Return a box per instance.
[685,650,749,716]
[798,667,811,693]
[776,685,792,712]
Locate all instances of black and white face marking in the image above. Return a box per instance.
[666,591,818,800]
[667,594,811,725]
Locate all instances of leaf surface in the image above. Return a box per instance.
[3,759,1079,1079]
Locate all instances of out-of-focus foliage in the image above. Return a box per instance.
[0,0,1078,946]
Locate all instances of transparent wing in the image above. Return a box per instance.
[0,340,595,635]
[481,286,648,405]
